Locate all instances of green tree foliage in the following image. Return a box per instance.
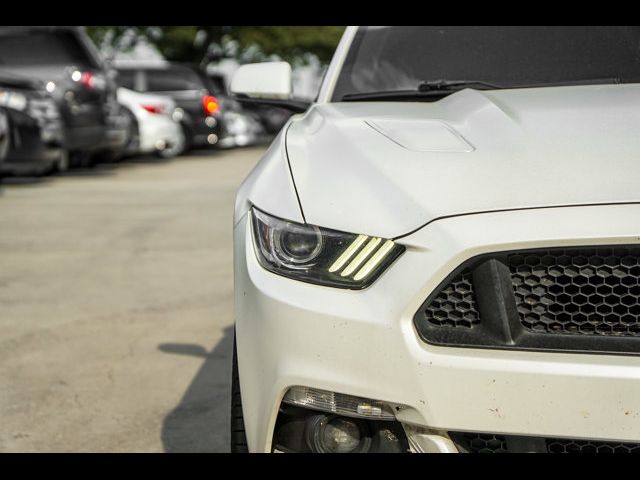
[86,26,345,65]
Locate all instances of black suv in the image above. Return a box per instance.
[0,72,65,177]
[0,26,130,167]
[115,62,224,151]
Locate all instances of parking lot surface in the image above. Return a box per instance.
[0,147,265,452]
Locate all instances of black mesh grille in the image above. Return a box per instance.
[509,247,640,337]
[415,245,640,354]
[450,432,640,453]
[423,269,479,328]
[547,438,640,454]
[454,433,508,453]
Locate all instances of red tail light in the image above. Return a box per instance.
[142,104,164,114]
[70,69,106,91]
[80,71,94,89]
[202,95,219,116]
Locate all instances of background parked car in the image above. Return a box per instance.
[117,87,185,159]
[216,109,265,149]
[114,62,224,152]
[0,26,130,167]
[0,72,65,177]
[206,70,291,135]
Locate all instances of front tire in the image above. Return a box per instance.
[231,334,249,453]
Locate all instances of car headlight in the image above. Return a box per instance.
[250,207,404,289]
[0,90,27,111]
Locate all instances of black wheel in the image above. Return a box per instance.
[69,151,94,169]
[231,333,249,453]
[92,149,122,164]
[180,122,193,153]
[122,106,140,157]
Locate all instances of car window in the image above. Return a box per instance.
[332,26,640,101]
[0,30,96,67]
[207,75,227,95]
[144,67,205,92]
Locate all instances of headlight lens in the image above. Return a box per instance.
[0,90,27,111]
[250,207,404,289]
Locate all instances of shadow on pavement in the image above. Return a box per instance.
[159,325,234,452]
[0,176,50,186]
[56,167,117,178]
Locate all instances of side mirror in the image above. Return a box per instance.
[231,61,292,99]
[230,61,311,113]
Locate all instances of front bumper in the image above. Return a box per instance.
[1,116,63,176]
[234,204,640,452]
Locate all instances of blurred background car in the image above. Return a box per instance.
[205,70,290,136]
[117,87,185,159]
[0,26,129,168]
[216,108,264,149]
[0,72,65,177]
[114,61,224,152]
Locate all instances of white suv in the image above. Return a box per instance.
[230,26,640,453]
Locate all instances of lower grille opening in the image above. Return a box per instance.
[450,431,640,453]
[414,245,640,354]
[510,247,640,337]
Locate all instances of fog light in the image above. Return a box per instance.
[305,414,371,453]
[323,418,361,452]
[207,133,218,144]
[205,116,217,128]
[283,386,399,420]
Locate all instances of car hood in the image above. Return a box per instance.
[285,84,640,239]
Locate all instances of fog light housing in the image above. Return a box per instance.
[305,414,371,453]
[282,386,399,420]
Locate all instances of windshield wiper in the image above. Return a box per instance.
[342,79,503,102]
[340,76,630,102]
[418,79,503,91]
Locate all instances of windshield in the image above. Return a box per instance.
[144,67,205,92]
[332,26,640,101]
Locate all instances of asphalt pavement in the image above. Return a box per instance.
[0,146,265,452]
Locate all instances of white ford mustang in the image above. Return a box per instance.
[230,26,640,453]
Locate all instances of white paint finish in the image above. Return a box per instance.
[234,205,640,452]
[233,127,304,226]
[366,119,474,152]
[230,61,293,100]
[286,83,640,239]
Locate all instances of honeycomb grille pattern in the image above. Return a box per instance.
[454,433,640,453]
[423,269,479,328]
[547,438,640,454]
[458,433,508,453]
[509,247,640,336]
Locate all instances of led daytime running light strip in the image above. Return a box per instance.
[329,235,398,281]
